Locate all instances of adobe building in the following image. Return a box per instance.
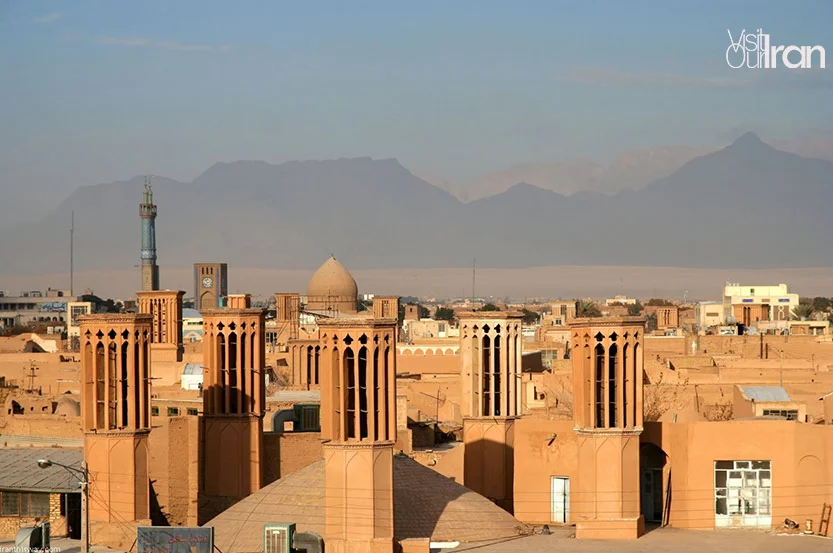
[198,299,266,523]
[318,317,398,553]
[136,290,184,362]
[373,296,400,320]
[194,263,228,311]
[78,313,152,548]
[458,310,524,512]
[404,303,420,321]
[655,305,679,330]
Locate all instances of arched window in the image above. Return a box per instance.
[345,348,356,439]
[120,341,129,428]
[494,335,502,416]
[608,344,618,427]
[358,346,368,439]
[594,344,605,428]
[482,334,492,416]
[228,332,238,413]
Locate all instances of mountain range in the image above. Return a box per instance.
[2,133,832,277]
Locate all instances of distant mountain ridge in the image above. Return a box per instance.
[1,134,831,276]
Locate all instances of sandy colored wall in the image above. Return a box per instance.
[0,415,83,439]
[263,431,323,484]
[643,420,833,530]
[0,353,81,394]
[397,349,460,376]
[148,416,200,527]
[512,418,578,524]
[396,378,462,423]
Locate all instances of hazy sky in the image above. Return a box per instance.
[2,1,832,216]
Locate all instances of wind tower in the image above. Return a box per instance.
[319,317,398,553]
[458,310,524,512]
[140,176,159,291]
[79,314,152,546]
[570,317,646,539]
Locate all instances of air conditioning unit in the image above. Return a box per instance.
[294,404,320,432]
[264,523,295,553]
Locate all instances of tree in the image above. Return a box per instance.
[643,372,690,422]
[645,313,658,332]
[480,303,500,312]
[645,298,674,306]
[812,296,832,313]
[792,301,815,320]
[434,307,455,322]
[521,308,539,325]
[627,301,644,316]
[80,294,123,313]
[576,300,601,318]
[418,305,430,319]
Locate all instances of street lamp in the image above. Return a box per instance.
[37,459,89,553]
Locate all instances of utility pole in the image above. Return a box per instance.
[81,461,89,553]
[70,211,74,296]
[779,349,784,388]
[472,258,476,304]
[37,459,88,553]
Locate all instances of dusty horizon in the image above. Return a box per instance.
[5,264,833,303]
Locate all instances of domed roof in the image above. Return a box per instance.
[307,256,358,299]
[204,457,526,553]
[55,395,81,417]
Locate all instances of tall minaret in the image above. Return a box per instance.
[140,176,159,291]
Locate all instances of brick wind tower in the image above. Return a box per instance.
[198,295,266,522]
[140,177,159,291]
[318,318,398,553]
[79,314,152,547]
[570,317,646,539]
[458,311,524,513]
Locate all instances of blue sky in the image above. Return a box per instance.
[1,0,832,213]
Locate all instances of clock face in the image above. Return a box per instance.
[202,276,213,288]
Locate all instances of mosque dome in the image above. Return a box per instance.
[307,256,358,300]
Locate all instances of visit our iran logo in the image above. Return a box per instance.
[726,29,826,69]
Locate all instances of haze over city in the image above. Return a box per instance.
[4,3,833,553]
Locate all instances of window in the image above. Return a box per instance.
[187,408,198,416]
[0,492,50,517]
[714,460,771,527]
[762,409,798,420]
[29,494,49,517]
[2,492,20,516]
[167,407,180,417]
[151,406,159,416]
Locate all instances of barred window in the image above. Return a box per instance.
[30,494,50,517]
[2,492,20,516]
[0,492,51,517]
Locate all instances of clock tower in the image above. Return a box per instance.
[194,263,228,311]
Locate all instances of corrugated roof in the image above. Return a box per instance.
[742,386,791,402]
[0,448,83,492]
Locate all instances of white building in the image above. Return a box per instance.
[695,301,725,330]
[722,283,799,328]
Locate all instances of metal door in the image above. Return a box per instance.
[551,476,570,523]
